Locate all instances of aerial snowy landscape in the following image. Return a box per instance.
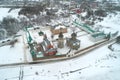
[0,0,120,80]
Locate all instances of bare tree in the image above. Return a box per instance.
[2,16,20,36]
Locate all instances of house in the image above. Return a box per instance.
[51,25,67,35]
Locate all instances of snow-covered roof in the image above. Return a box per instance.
[81,12,87,17]
[55,25,66,29]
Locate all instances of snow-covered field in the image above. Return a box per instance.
[0,7,120,80]
[0,43,120,80]
[95,12,120,34]
[0,36,25,65]
[0,8,20,20]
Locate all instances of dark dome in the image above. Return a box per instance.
[59,32,63,38]
[71,33,77,37]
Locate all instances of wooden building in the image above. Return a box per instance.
[51,25,67,35]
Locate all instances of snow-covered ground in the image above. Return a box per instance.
[0,7,120,80]
[0,8,20,21]
[0,43,120,80]
[95,12,120,34]
[0,36,25,65]
[111,43,120,51]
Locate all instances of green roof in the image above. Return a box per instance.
[92,32,106,38]
[83,24,95,33]
[38,31,44,35]
[73,20,95,33]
